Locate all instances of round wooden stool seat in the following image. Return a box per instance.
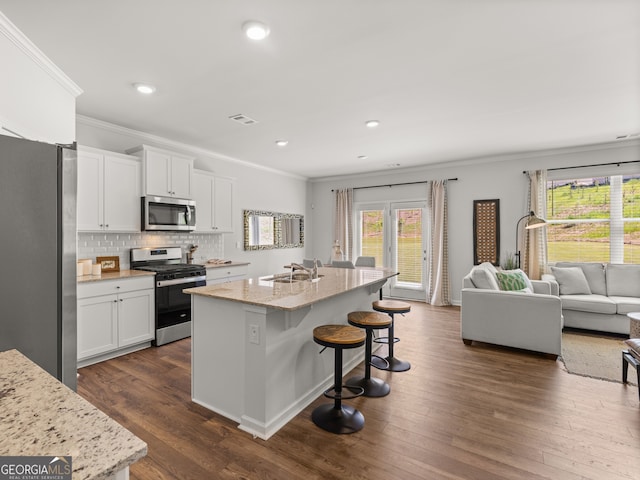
[372,299,411,314]
[370,300,411,372]
[312,324,366,434]
[313,325,365,349]
[345,311,393,397]
[347,311,392,329]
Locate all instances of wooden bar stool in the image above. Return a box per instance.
[345,311,392,397]
[371,299,411,372]
[312,324,367,434]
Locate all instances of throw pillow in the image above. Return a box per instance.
[512,268,534,291]
[496,270,528,291]
[471,267,500,290]
[550,266,592,295]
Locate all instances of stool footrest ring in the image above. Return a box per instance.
[323,386,364,400]
[370,354,389,370]
[373,336,400,345]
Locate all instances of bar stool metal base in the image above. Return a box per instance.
[371,355,411,372]
[345,375,390,397]
[311,404,365,434]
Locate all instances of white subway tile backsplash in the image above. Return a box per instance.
[77,232,224,269]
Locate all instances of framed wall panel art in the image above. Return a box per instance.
[473,199,500,266]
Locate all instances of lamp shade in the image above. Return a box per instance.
[525,212,546,229]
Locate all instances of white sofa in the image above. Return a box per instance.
[543,262,640,335]
[461,263,563,357]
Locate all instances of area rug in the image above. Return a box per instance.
[561,330,636,385]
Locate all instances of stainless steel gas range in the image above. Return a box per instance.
[130,247,206,346]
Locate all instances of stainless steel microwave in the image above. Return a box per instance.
[142,196,196,231]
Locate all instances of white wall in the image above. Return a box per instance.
[310,140,640,305]
[0,12,80,144]
[76,117,310,278]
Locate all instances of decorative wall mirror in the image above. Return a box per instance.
[244,210,277,250]
[243,210,304,250]
[279,213,304,248]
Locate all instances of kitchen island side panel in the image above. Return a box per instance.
[191,296,246,422]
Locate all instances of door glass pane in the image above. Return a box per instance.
[360,210,384,267]
[396,208,422,285]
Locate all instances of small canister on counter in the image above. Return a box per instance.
[92,263,102,276]
[78,258,92,276]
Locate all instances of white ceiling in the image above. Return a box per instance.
[1,0,639,178]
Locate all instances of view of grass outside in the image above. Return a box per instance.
[546,175,640,264]
[360,208,423,284]
[360,210,384,266]
[395,209,423,284]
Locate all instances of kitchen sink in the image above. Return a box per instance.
[261,273,324,283]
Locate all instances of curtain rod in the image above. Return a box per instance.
[523,160,640,174]
[331,178,458,192]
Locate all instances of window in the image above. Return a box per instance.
[546,174,640,264]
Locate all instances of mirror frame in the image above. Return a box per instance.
[278,213,304,249]
[243,210,304,250]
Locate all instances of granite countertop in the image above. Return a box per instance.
[0,350,146,480]
[77,269,155,283]
[203,261,249,269]
[184,266,397,311]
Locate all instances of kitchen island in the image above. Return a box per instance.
[185,266,397,439]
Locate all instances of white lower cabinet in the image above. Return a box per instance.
[206,264,248,284]
[77,276,154,366]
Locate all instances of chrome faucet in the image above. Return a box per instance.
[290,260,318,280]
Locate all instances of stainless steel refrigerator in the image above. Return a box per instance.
[0,134,77,390]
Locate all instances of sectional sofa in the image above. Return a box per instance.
[543,262,640,335]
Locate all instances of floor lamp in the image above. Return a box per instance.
[515,211,546,269]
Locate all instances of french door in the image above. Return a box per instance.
[355,201,427,300]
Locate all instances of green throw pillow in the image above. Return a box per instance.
[496,271,527,291]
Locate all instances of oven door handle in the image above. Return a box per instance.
[157,275,206,287]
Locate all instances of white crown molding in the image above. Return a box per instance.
[76,115,308,181]
[0,11,82,97]
[311,138,640,184]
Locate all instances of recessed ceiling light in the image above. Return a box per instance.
[365,120,380,128]
[275,140,288,147]
[242,21,270,40]
[358,155,368,160]
[133,83,156,95]
[386,163,401,168]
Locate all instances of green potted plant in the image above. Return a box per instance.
[501,252,517,270]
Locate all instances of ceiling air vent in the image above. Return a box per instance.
[229,114,259,126]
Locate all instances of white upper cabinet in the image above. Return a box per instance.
[77,146,141,232]
[127,145,194,199]
[193,170,235,233]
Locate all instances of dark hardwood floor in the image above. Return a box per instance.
[77,302,640,479]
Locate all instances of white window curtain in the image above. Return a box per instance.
[524,170,548,279]
[427,180,450,306]
[334,188,353,261]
